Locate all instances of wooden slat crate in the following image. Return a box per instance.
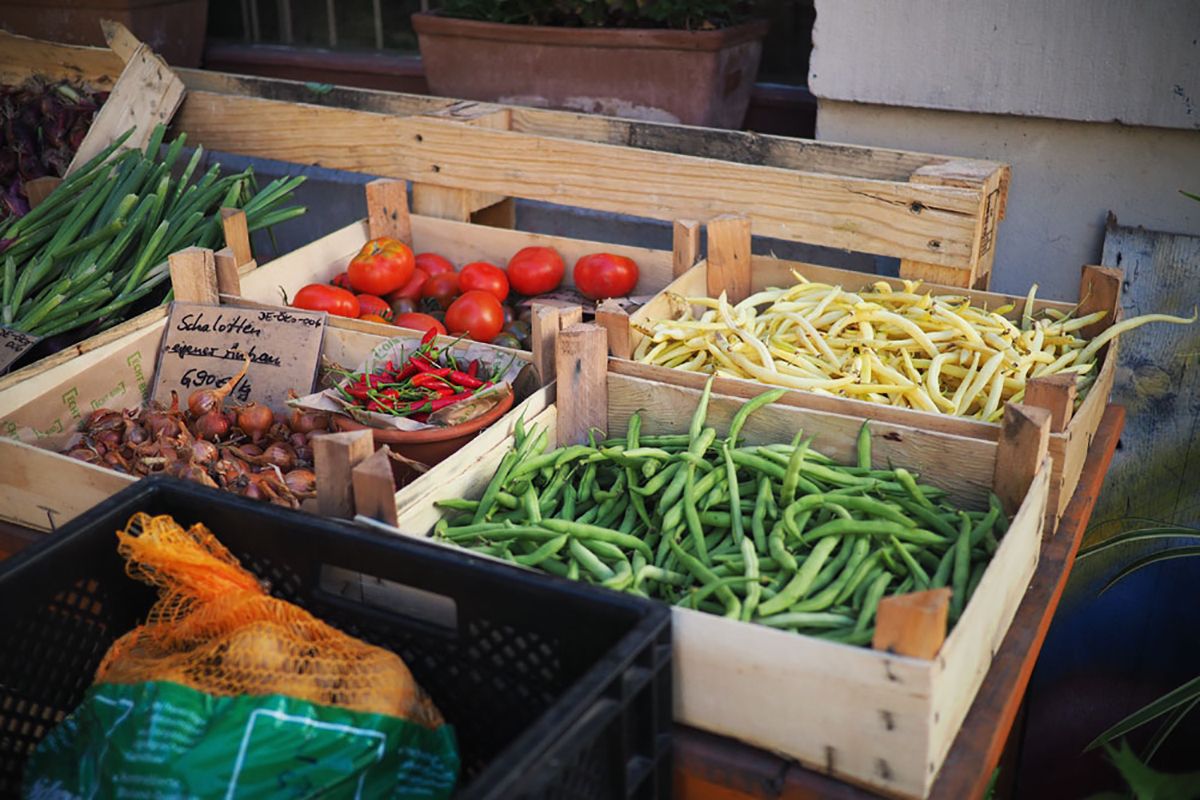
[603,228,1120,527]
[0,307,549,531]
[371,330,1052,799]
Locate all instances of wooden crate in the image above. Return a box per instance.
[0,299,551,532]
[166,66,1010,290]
[374,327,1052,799]
[603,229,1120,527]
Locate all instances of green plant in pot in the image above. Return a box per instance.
[412,0,769,128]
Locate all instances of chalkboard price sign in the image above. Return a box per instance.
[151,303,327,412]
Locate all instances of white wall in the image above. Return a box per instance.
[816,102,1200,299]
[809,0,1200,131]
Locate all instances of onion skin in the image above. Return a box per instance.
[194,411,230,442]
[288,407,330,434]
[236,402,274,441]
[283,468,316,497]
[187,356,249,417]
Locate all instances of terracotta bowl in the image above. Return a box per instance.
[331,392,515,482]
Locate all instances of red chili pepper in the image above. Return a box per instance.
[466,360,479,379]
[447,370,485,389]
[421,327,439,346]
[393,361,419,382]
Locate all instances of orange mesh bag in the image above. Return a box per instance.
[94,512,444,727]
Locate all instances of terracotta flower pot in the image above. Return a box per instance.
[331,391,515,482]
[412,11,768,129]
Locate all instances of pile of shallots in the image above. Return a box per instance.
[62,367,330,508]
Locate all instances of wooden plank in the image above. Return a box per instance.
[594,299,633,359]
[213,248,243,296]
[554,323,608,447]
[365,178,413,244]
[167,247,219,304]
[530,304,582,384]
[174,91,989,269]
[412,101,512,224]
[673,219,702,278]
[314,429,374,518]
[993,404,1051,517]
[1024,373,1077,434]
[1078,264,1123,339]
[351,446,398,527]
[100,20,142,63]
[219,208,254,267]
[0,439,135,531]
[706,216,752,304]
[67,41,185,176]
[24,177,62,209]
[873,589,951,660]
[0,30,125,88]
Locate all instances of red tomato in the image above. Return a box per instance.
[422,271,460,309]
[506,246,564,296]
[415,252,455,277]
[387,268,429,303]
[330,271,352,290]
[459,261,509,302]
[359,314,391,325]
[293,284,360,318]
[348,237,415,296]
[356,294,394,322]
[393,312,447,338]
[573,253,639,301]
[445,290,505,343]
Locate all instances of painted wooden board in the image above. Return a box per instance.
[1092,217,1200,541]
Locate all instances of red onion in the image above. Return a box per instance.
[190,439,219,466]
[187,357,248,418]
[288,407,329,434]
[283,468,316,497]
[194,411,230,442]
[256,442,296,471]
[235,402,274,441]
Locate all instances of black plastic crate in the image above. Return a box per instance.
[0,476,672,799]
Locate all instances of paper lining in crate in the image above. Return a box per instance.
[369,326,1052,799]
[598,219,1121,527]
[0,309,550,532]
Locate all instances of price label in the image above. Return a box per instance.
[0,326,42,374]
[150,303,326,412]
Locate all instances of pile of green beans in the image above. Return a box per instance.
[435,379,1009,646]
[0,124,306,337]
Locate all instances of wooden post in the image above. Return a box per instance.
[673,219,701,278]
[167,247,219,304]
[1078,264,1123,340]
[706,215,752,304]
[594,299,633,359]
[555,323,608,447]
[365,178,413,246]
[993,402,1051,517]
[101,19,141,62]
[314,429,375,518]
[219,208,254,267]
[351,447,398,527]
[1023,373,1077,433]
[873,588,952,659]
[530,303,583,384]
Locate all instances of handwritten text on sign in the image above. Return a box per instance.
[0,326,41,374]
[151,303,326,412]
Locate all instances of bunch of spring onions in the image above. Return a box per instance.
[0,124,306,338]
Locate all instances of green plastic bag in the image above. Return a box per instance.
[24,680,459,799]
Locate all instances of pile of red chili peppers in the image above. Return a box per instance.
[336,328,511,422]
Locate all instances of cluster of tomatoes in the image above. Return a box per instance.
[290,236,639,347]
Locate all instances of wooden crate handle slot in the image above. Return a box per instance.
[314,429,375,518]
[595,299,633,360]
[992,402,1051,518]
[872,587,951,659]
[1078,264,1123,340]
[351,446,399,527]
[1023,373,1077,433]
[530,303,583,384]
[167,247,219,305]
[554,323,608,447]
[365,179,413,246]
[673,219,701,278]
[706,215,752,305]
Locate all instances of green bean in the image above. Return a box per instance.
[689,376,715,441]
[854,572,894,634]
[757,612,855,630]
[722,443,746,545]
[634,460,682,496]
[768,520,797,572]
[540,519,654,560]
[892,498,960,538]
[682,576,756,609]
[730,450,787,481]
[856,421,872,470]
[931,547,955,589]
[669,538,740,619]
[751,478,771,554]
[758,536,838,616]
[890,536,930,589]
[950,512,972,620]
[726,388,788,446]
[569,539,615,581]
[514,535,569,567]
[895,468,934,508]
[815,627,875,646]
[740,536,761,621]
[781,434,812,506]
[805,518,945,545]
[601,559,634,591]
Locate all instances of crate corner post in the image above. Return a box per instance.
[315,429,375,518]
[554,322,607,447]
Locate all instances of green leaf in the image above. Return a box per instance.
[1099,547,1200,595]
[1182,190,1200,203]
[1079,526,1200,560]
[1102,740,1200,800]
[1085,674,1200,751]
[1144,696,1200,763]
[304,82,334,95]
